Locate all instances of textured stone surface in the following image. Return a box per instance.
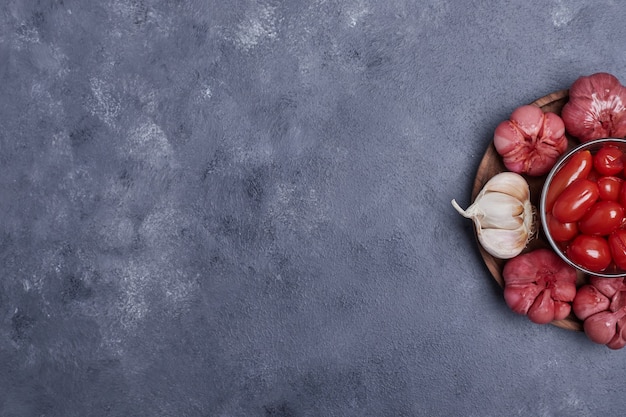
[2,1,626,416]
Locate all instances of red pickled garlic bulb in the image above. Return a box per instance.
[561,72,626,142]
[502,249,577,323]
[494,105,568,176]
[574,277,626,349]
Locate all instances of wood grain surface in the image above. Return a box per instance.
[472,89,586,332]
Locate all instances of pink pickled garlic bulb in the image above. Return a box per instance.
[503,249,577,324]
[562,72,626,143]
[494,105,568,176]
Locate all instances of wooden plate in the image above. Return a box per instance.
[472,89,587,332]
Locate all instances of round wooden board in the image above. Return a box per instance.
[472,89,587,332]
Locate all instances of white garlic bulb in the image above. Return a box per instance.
[452,172,535,259]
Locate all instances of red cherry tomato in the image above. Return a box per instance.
[597,176,623,201]
[578,201,624,236]
[546,213,578,242]
[594,145,624,176]
[552,179,600,223]
[566,235,612,272]
[609,230,626,270]
[545,150,593,212]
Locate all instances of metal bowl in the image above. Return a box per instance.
[540,138,626,278]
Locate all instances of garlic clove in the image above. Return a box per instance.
[522,200,535,233]
[473,192,526,229]
[478,226,529,259]
[481,171,530,202]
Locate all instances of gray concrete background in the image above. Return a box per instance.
[1,0,625,416]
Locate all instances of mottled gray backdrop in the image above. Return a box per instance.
[2,0,626,416]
